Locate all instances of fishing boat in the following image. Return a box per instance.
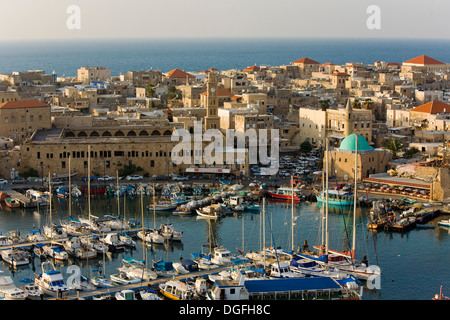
[0,276,28,300]
[4,198,20,208]
[438,219,450,227]
[148,202,178,211]
[206,275,249,300]
[219,179,232,185]
[268,187,303,201]
[196,204,223,219]
[35,261,69,297]
[173,205,193,216]
[315,189,354,206]
[56,186,69,198]
[159,280,197,300]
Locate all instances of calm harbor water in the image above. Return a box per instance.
[0,193,449,300]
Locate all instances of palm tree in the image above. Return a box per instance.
[352,99,361,109]
[384,138,403,158]
[320,99,329,111]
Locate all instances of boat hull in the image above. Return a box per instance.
[268,192,301,201]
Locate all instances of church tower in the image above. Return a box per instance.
[204,71,221,130]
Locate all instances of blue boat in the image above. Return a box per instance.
[316,189,354,206]
[219,179,232,185]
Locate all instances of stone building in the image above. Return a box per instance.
[77,67,111,83]
[325,134,391,181]
[0,100,52,144]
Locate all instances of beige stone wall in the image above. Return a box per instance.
[0,106,51,143]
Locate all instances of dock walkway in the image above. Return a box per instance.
[49,265,232,300]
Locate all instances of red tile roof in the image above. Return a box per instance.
[410,101,450,114]
[293,57,319,64]
[403,55,445,65]
[166,68,195,78]
[243,65,260,72]
[0,100,49,109]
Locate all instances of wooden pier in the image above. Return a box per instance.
[5,189,38,208]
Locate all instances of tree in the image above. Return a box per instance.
[166,85,178,100]
[146,83,155,98]
[403,147,420,159]
[363,98,373,110]
[300,140,312,153]
[384,138,403,158]
[352,99,361,109]
[320,99,329,111]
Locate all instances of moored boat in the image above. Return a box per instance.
[316,189,354,206]
[4,198,20,208]
[268,187,303,201]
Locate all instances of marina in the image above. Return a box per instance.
[0,178,448,300]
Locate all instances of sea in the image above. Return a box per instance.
[0,37,450,76]
[0,37,449,301]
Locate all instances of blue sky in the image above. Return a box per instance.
[1,0,448,40]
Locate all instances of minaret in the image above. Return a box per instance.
[204,71,221,130]
[344,99,354,137]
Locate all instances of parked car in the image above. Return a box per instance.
[98,175,114,181]
[126,175,143,181]
[172,175,189,181]
[0,179,8,185]
[152,175,167,181]
[12,178,27,184]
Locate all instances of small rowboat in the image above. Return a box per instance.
[5,198,20,208]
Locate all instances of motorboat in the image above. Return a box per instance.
[100,233,126,251]
[43,245,69,261]
[173,259,199,274]
[211,246,239,266]
[19,278,44,300]
[269,261,303,279]
[80,236,109,254]
[139,288,162,300]
[153,260,175,277]
[63,237,97,259]
[35,261,69,297]
[159,223,183,241]
[196,204,223,219]
[159,280,196,300]
[115,289,136,300]
[268,187,303,201]
[43,224,67,240]
[0,249,30,267]
[137,229,165,245]
[438,219,450,227]
[110,271,141,285]
[0,276,28,300]
[118,258,158,282]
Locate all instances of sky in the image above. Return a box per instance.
[0,0,449,41]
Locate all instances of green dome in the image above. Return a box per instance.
[339,134,374,152]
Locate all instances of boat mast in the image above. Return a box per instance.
[263,197,266,265]
[352,134,358,259]
[153,183,156,229]
[291,175,294,252]
[325,138,329,258]
[68,154,71,216]
[88,145,91,223]
[48,172,52,241]
[116,170,120,216]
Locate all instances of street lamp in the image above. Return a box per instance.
[38,162,45,187]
